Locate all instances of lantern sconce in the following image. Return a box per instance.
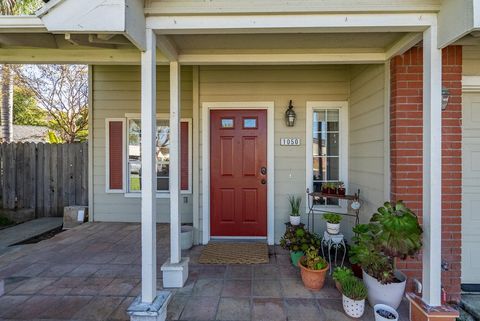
[442,87,450,110]
[285,100,296,127]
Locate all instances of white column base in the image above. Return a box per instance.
[127,291,172,321]
[161,257,189,288]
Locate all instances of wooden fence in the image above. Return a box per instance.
[0,142,88,217]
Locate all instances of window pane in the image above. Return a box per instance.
[312,132,326,156]
[327,110,339,131]
[128,120,141,162]
[157,177,169,191]
[129,162,141,192]
[327,133,339,156]
[327,157,339,180]
[221,118,234,128]
[313,110,326,133]
[243,118,257,128]
[313,157,325,181]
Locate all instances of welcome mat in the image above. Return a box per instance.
[198,242,269,264]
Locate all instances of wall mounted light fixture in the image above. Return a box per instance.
[285,100,296,127]
[442,87,450,110]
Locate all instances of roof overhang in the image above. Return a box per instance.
[438,0,480,48]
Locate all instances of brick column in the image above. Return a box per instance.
[390,45,462,303]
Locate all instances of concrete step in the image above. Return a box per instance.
[460,295,480,321]
[0,217,63,250]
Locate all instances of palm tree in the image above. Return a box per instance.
[0,0,42,142]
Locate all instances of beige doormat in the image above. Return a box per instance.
[198,242,269,264]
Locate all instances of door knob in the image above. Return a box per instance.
[260,167,267,175]
[261,179,266,184]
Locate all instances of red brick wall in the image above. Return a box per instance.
[390,45,462,303]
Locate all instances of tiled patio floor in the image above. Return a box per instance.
[0,222,408,321]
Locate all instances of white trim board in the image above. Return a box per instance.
[463,76,480,92]
[305,101,349,213]
[201,102,275,245]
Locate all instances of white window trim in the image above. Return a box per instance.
[306,101,349,213]
[123,113,193,197]
[105,118,127,193]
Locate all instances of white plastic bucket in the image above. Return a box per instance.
[181,225,193,250]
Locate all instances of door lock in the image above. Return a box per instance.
[260,167,267,175]
[261,179,267,185]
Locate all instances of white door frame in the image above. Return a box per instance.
[201,102,275,245]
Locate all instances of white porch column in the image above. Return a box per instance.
[140,27,157,304]
[128,28,172,321]
[161,61,189,288]
[422,23,442,307]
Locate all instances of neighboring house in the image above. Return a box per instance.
[12,125,49,143]
[1,0,479,320]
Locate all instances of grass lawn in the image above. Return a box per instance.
[130,176,141,191]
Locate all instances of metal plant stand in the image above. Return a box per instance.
[321,231,347,274]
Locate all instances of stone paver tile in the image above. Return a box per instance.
[111,254,137,265]
[252,298,286,321]
[313,278,341,299]
[216,297,251,320]
[93,264,127,277]
[167,295,189,321]
[72,296,124,321]
[316,298,344,321]
[9,277,57,295]
[280,278,314,298]
[174,278,196,295]
[225,265,252,280]
[180,296,219,321]
[39,263,78,277]
[85,252,117,264]
[70,277,115,295]
[221,280,251,297]
[68,263,102,277]
[253,265,279,279]
[108,296,135,321]
[6,295,61,320]
[252,279,282,298]
[285,298,322,321]
[51,276,86,288]
[12,263,50,277]
[101,277,140,296]
[3,276,29,294]
[40,295,93,319]
[192,278,224,297]
[275,254,292,266]
[198,265,227,279]
[0,295,30,318]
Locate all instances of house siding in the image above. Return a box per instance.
[349,64,387,225]
[91,65,194,223]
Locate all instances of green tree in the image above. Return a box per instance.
[13,86,47,126]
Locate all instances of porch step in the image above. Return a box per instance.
[460,295,480,321]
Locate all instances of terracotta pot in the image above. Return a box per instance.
[337,187,346,196]
[298,257,329,291]
[322,187,329,194]
[327,187,336,194]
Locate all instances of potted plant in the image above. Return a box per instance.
[341,277,368,318]
[374,304,399,321]
[323,212,342,234]
[288,195,302,225]
[321,182,329,194]
[298,246,329,290]
[349,201,423,309]
[337,182,346,196]
[280,225,321,267]
[332,266,354,292]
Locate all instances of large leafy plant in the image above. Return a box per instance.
[349,201,423,284]
[280,225,321,252]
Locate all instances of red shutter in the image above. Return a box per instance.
[108,121,124,191]
[181,121,189,191]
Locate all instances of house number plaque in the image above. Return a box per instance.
[280,138,301,146]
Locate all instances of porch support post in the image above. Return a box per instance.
[161,60,189,288]
[128,28,172,321]
[422,22,442,307]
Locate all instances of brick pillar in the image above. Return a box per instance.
[390,45,462,303]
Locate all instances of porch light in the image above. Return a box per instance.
[285,100,296,127]
[442,87,450,110]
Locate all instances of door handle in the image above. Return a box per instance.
[261,179,267,185]
[260,167,267,175]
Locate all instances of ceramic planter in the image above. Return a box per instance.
[337,187,346,196]
[327,187,336,194]
[298,257,329,291]
[362,270,406,309]
[326,222,340,234]
[374,304,399,321]
[342,295,365,318]
[290,251,303,267]
[289,215,301,226]
[180,225,193,250]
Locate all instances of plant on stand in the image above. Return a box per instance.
[288,195,302,226]
[280,225,321,267]
[298,246,329,291]
[323,213,342,234]
[349,200,423,310]
[341,277,368,318]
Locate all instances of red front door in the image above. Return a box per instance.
[210,110,267,237]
